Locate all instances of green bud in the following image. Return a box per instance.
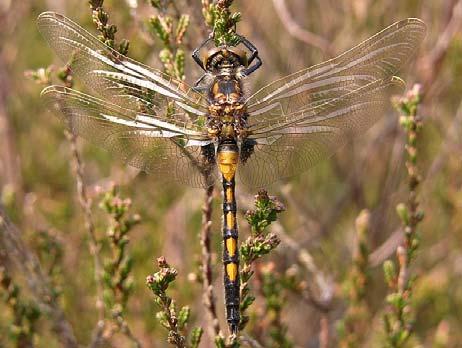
[240,294,255,311]
[175,15,190,44]
[150,0,161,8]
[411,238,419,253]
[150,16,170,45]
[118,39,130,55]
[190,327,204,348]
[383,260,396,287]
[159,48,173,65]
[416,210,425,222]
[397,329,410,344]
[174,49,185,80]
[396,203,409,225]
[156,311,170,329]
[214,335,226,348]
[178,306,190,329]
[386,292,404,308]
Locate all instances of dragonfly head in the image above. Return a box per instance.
[203,47,248,75]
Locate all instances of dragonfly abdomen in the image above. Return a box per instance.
[217,140,240,334]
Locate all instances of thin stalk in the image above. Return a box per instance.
[65,130,105,325]
[200,185,222,337]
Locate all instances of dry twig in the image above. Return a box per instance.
[271,0,333,55]
[420,0,462,93]
[200,185,222,338]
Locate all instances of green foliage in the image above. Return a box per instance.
[239,190,284,331]
[148,1,190,80]
[33,230,64,300]
[99,184,140,322]
[261,264,293,348]
[383,260,397,288]
[189,327,203,348]
[202,0,241,46]
[0,267,41,347]
[89,0,130,54]
[214,336,226,348]
[338,210,371,348]
[150,16,173,46]
[382,84,425,348]
[245,190,285,234]
[146,257,202,348]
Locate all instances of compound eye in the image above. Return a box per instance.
[202,47,221,70]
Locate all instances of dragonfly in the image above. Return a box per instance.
[37,11,426,334]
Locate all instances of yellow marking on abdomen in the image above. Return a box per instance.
[226,187,234,201]
[226,263,238,281]
[226,212,235,228]
[226,237,237,257]
[217,151,238,181]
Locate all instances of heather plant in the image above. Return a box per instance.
[98,184,141,345]
[338,210,372,348]
[0,266,41,348]
[239,191,284,331]
[382,84,425,348]
[147,256,201,348]
[148,0,189,80]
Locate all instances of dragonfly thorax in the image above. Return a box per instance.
[209,76,243,103]
[207,76,247,139]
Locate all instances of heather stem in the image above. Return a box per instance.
[202,0,241,45]
[200,185,222,338]
[383,84,424,348]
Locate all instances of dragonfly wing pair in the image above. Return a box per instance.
[38,12,426,188]
[42,86,216,187]
[38,12,216,187]
[240,18,426,187]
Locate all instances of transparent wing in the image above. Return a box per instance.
[37,12,208,131]
[238,77,405,188]
[239,18,425,187]
[42,86,217,188]
[246,18,426,130]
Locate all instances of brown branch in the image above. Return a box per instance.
[271,221,334,312]
[200,184,221,338]
[64,131,107,347]
[271,0,334,55]
[0,205,78,348]
[420,0,462,93]
[319,313,330,348]
[0,10,24,205]
[240,334,265,348]
[369,99,462,267]
[368,229,403,268]
[426,99,462,180]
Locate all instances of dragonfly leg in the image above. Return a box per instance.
[193,73,209,92]
[192,37,214,70]
[242,55,262,76]
[236,35,259,64]
[236,34,262,76]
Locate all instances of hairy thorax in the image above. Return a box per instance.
[207,75,247,140]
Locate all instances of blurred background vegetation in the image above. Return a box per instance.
[1,0,462,347]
